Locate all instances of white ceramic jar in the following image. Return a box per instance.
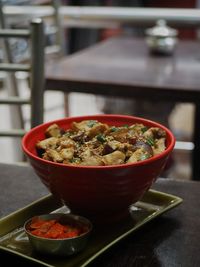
[145,20,178,55]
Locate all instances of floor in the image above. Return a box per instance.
[0,76,194,180]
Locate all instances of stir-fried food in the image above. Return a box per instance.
[36,120,166,166]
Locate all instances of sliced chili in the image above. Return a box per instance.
[28,217,87,239]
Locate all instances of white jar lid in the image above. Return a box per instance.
[145,20,178,37]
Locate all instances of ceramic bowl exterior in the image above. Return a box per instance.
[22,115,175,223]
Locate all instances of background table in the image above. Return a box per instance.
[0,162,200,266]
[46,36,200,180]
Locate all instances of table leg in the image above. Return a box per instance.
[192,103,200,180]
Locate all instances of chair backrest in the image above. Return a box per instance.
[0,0,65,58]
[0,18,45,137]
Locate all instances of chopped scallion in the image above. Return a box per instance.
[110,126,118,132]
[87,120,97,128]
[146,137,155,146]
[141,126,148,133]
[97,134,106,143]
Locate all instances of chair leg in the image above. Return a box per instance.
[64,93,70,116]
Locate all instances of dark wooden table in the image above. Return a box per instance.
[0,162,200,266]
[46,36,200,180]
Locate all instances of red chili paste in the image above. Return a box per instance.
[28,217,87,239]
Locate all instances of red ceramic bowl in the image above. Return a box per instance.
[22,114,175,224]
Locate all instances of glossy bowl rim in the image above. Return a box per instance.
[24,213,93,241]
[22,114,175,169]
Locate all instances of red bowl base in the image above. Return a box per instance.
[70,208,131,225]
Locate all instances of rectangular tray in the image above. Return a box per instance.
[0,189,182,267]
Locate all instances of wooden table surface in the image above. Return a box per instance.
[0,162,200,267]
[46,36,200,180]
[46,36,200,100]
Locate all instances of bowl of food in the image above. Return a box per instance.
[22,114,175,223]
[24,213,92,256]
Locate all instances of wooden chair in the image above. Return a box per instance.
[0,0,68,117]
[0,18,45,160]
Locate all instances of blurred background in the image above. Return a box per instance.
[0,0,198,180]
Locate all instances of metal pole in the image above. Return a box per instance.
[3,6,200,28]
[30,18,45,128]
[51,0,66,55]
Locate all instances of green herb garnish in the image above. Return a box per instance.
[122,124,129,128]
[110,126,118,132]
[69,158,80,163]
[87,120,97,128]
[141,126,148,133]
[139,154,150,161]
[97,134,106,143]
[146,137,155,146]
